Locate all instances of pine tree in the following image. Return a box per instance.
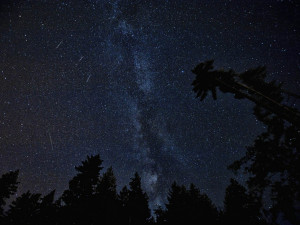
[223,179,265,225]
[61,154,103,205]
[119,185,131,224]
[60,154,103,225]
[95,166,122,225]
[127,172,151,225]
[37,190,57,225]
[191,60,300,127]
[119,185,130,207]
[165,182,218,225]
[0,170,19,217]
[165,182,187,225]
[154,206,167,225]
[192,60,300,224]
[187,184,219,225]
[6,191,41,225]
[97,166,117,200]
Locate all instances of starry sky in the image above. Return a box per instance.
[0,0,299,209]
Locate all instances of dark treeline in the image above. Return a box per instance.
[0,155,267,225]
[192,61,300,225]
[0,61,299,225]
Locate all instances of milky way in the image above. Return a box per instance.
[0,0,299,209]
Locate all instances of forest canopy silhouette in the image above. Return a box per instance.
[0,155,267,225]
[192,60,300,225]
[0,61,299,225]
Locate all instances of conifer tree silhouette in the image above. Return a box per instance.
[119,185,130,207]
[6,191,41,225]
[97,166,117,199]
[127,172,151,225]
[3,154,290,224]
[154,206,167,225]
[0,170,19,217]
[60,154,103,225]
[95,166,122,225]
[192,60,300,224]
[192,60,300,127]
[118,185,131,224]
[37,190,57,225]
[62,155,103,205]
[165,182,187,225]
[165,182,218,225]
[223,179,266,225]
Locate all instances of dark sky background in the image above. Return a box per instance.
[0,0,299,210]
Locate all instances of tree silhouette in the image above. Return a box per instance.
[119,185,131,224]
[60,154,104,225]
[192,60,300,127]
[165,182,219,225]
[223,179,266,225]
[37,190,57,225]
[6,191,41,225]
[3,153,292,224]
[187,183,219,225]
[119,185,130,207]
[0,170,19,217]
[3,190,57,225]
[126,172,151,225]
[229,117,300,224]
[95,166,123,225]
[62,154,103,205]
[154,206,167,225]
[192,60,300,224]
[97,166,117,199]
[165,182,186,225]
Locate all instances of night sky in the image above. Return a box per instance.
[0,0,299,209]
